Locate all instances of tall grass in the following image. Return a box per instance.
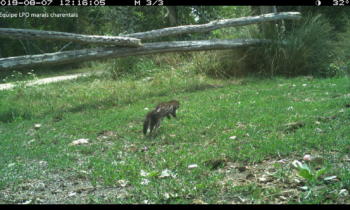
[244,14,335,77]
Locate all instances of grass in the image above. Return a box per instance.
[0,12,349,204]
[0,64,349,203]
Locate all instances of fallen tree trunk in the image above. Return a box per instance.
[0,39,288,71]
[0,12,300,46]
[0,28,143,47]
[0,12,300,71]
[124,12,301,40]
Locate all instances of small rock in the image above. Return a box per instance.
[279,196,287,201]
[188,164,198,169]
[36,183,45,191]
[259,178,267,183]
[338,189,348,198]
[68,139,89,146]
[290,160,303,169]
[118,180,128,187]
[22,199,33,204]
[68,192,76,197]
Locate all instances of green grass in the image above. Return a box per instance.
[0,67,350,204]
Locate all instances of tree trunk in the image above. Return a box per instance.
[166,6,178,27]
[260,6,278,37]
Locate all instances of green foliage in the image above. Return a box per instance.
[0,6,114,58]
[220,6,251,19]
[321,63,349,78]
[279,6,350,33]
[297,164,331,184]
[332,25,350,72]
[245,14,335,77]
[2,70,37,86]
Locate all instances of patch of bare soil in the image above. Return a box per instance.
[205,156,350,204]
[0,170,132,204]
